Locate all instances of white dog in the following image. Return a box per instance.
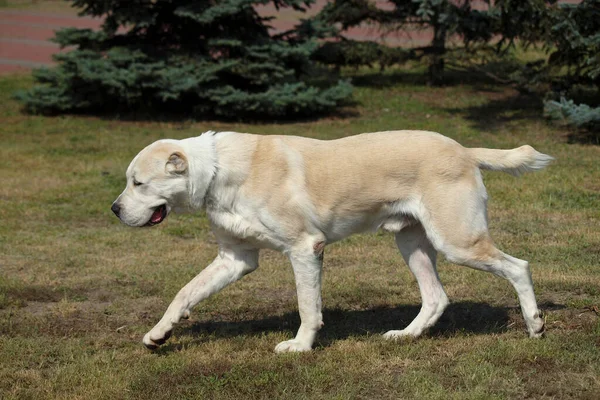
[112,130,553,352]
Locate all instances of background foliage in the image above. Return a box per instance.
[543,0,600,135]
[313,0,599,137]
[314,0,554,84]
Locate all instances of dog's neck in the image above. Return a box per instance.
[180,132,218,209]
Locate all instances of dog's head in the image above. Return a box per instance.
[111,140,192,227]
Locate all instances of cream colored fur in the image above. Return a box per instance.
[112,130,553,352]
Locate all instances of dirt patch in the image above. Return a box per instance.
[547,305,599,332]
[0,283,89,309]
[521,370,599,399]
[0,295,166,340]
[127,360,237,400]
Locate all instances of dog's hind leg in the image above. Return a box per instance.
[142,246,259,349]
[384,224,449,340]
[420,173,544,338]
[443,241,545,338]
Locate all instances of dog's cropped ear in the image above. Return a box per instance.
[166,152,188,174]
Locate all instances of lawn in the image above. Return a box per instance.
[1,69,599,400]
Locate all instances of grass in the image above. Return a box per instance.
[1,68,599,400]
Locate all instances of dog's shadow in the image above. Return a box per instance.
[174,301,522,349]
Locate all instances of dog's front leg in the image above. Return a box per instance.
[275,244,324,353]
[143,246,259,349]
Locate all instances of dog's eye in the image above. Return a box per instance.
[133,179,143,187]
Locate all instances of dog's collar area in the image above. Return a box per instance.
[145,204,167,226]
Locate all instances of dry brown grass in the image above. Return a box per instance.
[1,70,599,399]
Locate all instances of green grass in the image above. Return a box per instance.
[1,69,599,400]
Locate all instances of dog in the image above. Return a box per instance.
[111,130,553,352]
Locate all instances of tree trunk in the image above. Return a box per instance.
[428,19,447,86]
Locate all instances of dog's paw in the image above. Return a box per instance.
[528,312,545,338]
[383,329,418,341]
[143,329,172,350]
[274,339,312,353]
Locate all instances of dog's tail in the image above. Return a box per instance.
[468,145,554,176]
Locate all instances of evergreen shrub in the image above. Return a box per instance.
[16,0,352,119]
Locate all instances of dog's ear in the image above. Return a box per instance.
[166,152,188,174]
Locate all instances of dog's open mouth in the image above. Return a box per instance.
[146,205,167,226]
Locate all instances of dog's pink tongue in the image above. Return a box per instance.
[151,208,163,223]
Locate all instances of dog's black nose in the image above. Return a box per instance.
[111,202,121,217]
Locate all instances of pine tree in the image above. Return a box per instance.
[543,0,600,136]
[544,98,600,133]
[16,0,352,119]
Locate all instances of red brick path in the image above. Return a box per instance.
[0,9,102,73]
